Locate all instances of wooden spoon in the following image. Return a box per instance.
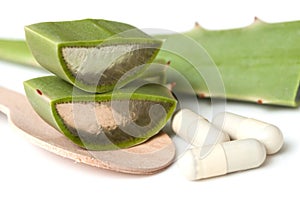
[0,87,175,174]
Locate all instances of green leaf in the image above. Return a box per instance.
[2,19,300,106]
[0,39,39,67]
[155,20,300,107]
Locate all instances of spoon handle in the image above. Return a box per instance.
[0,87,175,174]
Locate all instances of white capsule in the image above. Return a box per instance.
[172,109,230,147]
[213,112,284,155]
[177,139,266,180]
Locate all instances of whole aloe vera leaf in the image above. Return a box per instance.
[23,76,177,150]
[24,19,162,93]
[0,39,39,67]
[155,19,300,107]
[2,19,300,106]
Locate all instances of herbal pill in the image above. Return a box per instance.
[172,109,229,147]
[214,112,283,155]
[177,139,266,180]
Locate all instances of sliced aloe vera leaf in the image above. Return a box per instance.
[24,19,162,93]
[155,20,300,107]
[23,76,177,150]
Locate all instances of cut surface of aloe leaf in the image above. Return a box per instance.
[25,19,162,93]
[23,76,177,150]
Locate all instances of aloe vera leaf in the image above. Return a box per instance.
[0,39,39,67]
[2,19,300,106]
[23,76,177,150]
[24,19,162,93]
[155,19,300,107]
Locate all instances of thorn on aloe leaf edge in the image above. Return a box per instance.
[251,16,266,25]
[194,22,201,29]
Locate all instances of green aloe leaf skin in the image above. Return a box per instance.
[0,39,39,67]
[2,19,300,106]
[24,19,162,93]
[156,19,300,107]
[23,76,177,150]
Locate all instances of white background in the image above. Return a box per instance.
[1,0,300,198]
